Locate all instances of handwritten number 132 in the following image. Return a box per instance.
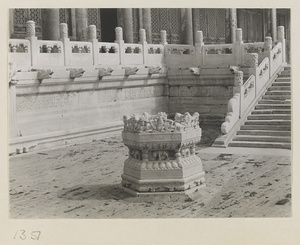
[14,230,41,240]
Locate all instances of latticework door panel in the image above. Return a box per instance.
[238,9,263,43]
[12,9,42,38]
[151,8,181,44]
[132,8,139,43]
[88,9,101,40]
[195,9,226,44]
[59,9,72,36]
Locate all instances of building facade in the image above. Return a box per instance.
[8,8,290,153]
[9,8,290,44]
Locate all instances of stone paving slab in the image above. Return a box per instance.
[9,132,291,219]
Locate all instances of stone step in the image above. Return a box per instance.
[268,86,291,91]
[244,119,291,125]
[255,104,291,109]
[233,135,291,143]
[258,99,290,105]
[284,66,291,70]
[265,90,291,95]
[272,82,291,86]
[262,94,291,100]
[237,130,291,136]
[275,76,291,81]
[280,70,291,76]
[229,141,291,149]
[252,109,291,114]
[247,114,291,120]
[278,73,290,78]
[240,124,291,131]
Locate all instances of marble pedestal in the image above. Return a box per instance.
[121,112,205,198]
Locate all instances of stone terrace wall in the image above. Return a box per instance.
[168,67,235,126]
[10,67,168,153]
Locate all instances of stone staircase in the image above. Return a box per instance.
[229,66,291,149]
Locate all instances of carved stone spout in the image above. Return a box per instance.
[32,69,54,81]
[148,66,161,75]
[68,68,85,79]
[97,67,114,79]
[190,67,201,76]
[124,67,139,76]
[9,62,19,86]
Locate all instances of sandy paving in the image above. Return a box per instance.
[9,127,291,218]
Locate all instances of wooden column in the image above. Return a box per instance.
[75,9,88,41]
[41,9,60,40]
[122,9,134,43]
[181,8,193,45]
[271,8,277,42]
[142,8,152,43]
[265,9,272,37]
[229,8,237,43]
[192,9,200,45]
[9,9,14,38]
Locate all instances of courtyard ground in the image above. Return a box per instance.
[9,126,291,218]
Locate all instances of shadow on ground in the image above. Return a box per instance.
[57,184,130,201]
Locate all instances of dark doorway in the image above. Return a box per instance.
[100,9,118,42]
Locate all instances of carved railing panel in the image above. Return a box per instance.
[97,42,120,65]
[240,74,255,117]
[165,44,196,68]
[123,43,143,65]
[270,42,283,76]
[147,44,164,65]
[36,40,64,67]
[8,39,31,67]
[255,57,270,96]
[202,43,234,66]
[68,41,93,66]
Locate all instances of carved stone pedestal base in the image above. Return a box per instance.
[121,112,206,199]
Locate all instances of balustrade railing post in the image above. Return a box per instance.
[115,27,125,65]
[233,70,243,117]
[160,30,168,65]
[25,20,37,67]
[277,26,286,64]
[139,29,148,65]
[264,36,273,77]
[195,31,204,66]
[88,25,98,66]
[9,62,20,138]
[248,53,259,97]
[234,28,243,66]
[59,23,70,66]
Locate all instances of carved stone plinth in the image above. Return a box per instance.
[121,112,205,198]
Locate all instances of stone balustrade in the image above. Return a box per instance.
[8,22,287,152]
[9,21,287,72]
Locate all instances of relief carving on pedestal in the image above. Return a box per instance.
[123,111,200,133]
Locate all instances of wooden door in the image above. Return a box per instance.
[151,8,181,44]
